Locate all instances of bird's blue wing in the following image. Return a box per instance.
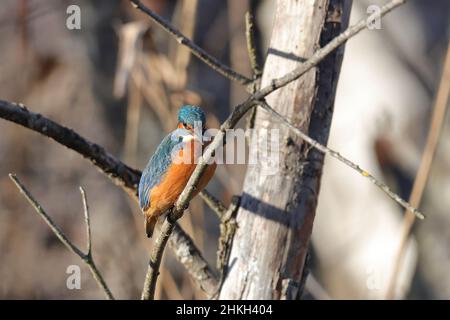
[138,129,188,210]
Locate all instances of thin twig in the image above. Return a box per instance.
[245,11,262,78]
[257,99,425,220]
[9,174,114,300]
[129,0,252,85]
[141,214,176,300]
[144,0,411,300]
[2,0,411,300]
[80,187,92,256]
[199,189,227,219]
[244,8,261,134]
[386,40,450,299]
[0,100,218,296]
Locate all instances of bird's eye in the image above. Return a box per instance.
[182,122,187,127]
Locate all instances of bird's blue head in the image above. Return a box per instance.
[177,105,206,131]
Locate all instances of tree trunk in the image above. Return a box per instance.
[219,0,352,299]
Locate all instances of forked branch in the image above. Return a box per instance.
[9,174,114,300]
[129,0,252,85]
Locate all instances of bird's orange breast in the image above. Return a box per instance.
[148,140,216,215]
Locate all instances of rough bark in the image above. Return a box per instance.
[219,0,352,299]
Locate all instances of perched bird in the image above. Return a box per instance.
[138,105,216,238]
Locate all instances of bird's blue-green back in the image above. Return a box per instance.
[138,129,188,210]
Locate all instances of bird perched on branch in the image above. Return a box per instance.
[138,105,216,238]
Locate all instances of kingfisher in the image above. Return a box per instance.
[138,105,216,238]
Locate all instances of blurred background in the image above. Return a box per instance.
[0,0,449,299]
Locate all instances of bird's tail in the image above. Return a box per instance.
[145,214,157,238]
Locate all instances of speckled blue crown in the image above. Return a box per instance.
[178,105,206,126]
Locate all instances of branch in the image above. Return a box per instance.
[199,189,227,219]
[9,174,114,300]
[129,0,252,85]
[0,101,140,196]
[141,213,175,300]
[0,100,218,296]
[80,187,92,255]
[213,195,241,299]
[245,11,262,78]
[257,99,424,220]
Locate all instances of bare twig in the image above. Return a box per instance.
[212,195,241,299]
[80,187,92,256]
[141,213,176,300]
[199,189,227,219]
[257,99,425,220]
[386,41,450,299]
[129,0,252,85]
[9,174,114,300]
[245,11,262,78]
[0,100,218,296]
